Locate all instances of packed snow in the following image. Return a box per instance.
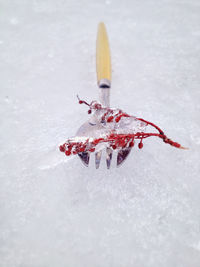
[0,0,200,266]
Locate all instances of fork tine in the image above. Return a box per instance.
[78,152,90,167]
[95,151,102,169]
[106,147,113,169]
[117,148,132,167]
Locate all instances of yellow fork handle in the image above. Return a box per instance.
[96,22,111,88]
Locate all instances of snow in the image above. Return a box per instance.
[0,0,200,266]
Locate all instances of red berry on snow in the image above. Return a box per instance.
[138,142,143,149]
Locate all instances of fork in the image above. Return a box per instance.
[77,22,132,168]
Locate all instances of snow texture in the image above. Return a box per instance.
[0,0,200,266]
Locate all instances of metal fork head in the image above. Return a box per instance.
[78,143,131,168]
[76,111,113,168]
[76,97,132,168]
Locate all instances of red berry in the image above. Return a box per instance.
[115,117,120,123]
[138,142,143,149]
[129,141,134,147]
[107,116,114,123]
[59,145,65,152]
[88,110,91,114]
[65,150,71,156]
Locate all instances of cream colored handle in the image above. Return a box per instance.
[96,22,111,88]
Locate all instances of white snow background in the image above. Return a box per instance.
[0,0,200,266]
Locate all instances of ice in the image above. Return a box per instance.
[0,0,200,266]
[113,116,147,134]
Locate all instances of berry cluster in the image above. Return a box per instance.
[59,97,187,157]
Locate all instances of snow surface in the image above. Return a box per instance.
[0,0,200,266]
